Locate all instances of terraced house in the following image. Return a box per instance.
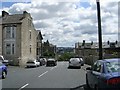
[0,11,37,66]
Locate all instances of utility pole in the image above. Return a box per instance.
[96,0,103,60]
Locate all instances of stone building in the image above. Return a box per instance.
[42,40,56,59]
[0,11,37,66]
[75,40,120,65]
[36,31,43,59]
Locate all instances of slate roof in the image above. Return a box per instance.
[1,14,24,24]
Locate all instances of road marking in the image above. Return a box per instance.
[50,67,54,70]
[19,83,29,90]
[50,66,57,70]
[38,71,48,77]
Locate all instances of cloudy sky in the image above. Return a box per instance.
[0,0,119,47]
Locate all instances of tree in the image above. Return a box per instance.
[58,52,75,61]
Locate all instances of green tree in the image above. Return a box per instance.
[58,52,75,61]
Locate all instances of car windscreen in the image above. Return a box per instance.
[106,61,120,73]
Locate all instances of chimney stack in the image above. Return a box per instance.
[2,11,9,17]
[23,11,28,17]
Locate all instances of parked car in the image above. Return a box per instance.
[26,59,40,68]
[38,58,46,66]
[0,55,9,66]
[0,62,7,79]
[86,58,120,90]
[68,58,81,69]
[79,58,84,66]
[46,58,57,66]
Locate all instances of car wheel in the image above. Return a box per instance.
[2,71,6,79]
[94,85,99,90]
[79,66,81,69]
[86,75,90,89]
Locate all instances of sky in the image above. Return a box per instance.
[0,0,119,47]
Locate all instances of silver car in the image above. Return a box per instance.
[68,58,81,69]
[26,60,40,68]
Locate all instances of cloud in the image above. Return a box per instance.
[1,0,119,47]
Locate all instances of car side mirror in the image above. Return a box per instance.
[86,67,92,70]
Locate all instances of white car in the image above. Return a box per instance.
[26,59,40,68]
[68,58,81,69]
[0,55,9,66]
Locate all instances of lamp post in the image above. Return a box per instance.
[96,0,103,60]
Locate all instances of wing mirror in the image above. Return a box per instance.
[86,67,92,70]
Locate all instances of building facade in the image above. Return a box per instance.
[0,11,37,66]
[36,31,43,59]
[42,40,56,59]
[75,40,120,65]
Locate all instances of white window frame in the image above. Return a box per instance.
[5,43,15,55]
[5,26,16,39]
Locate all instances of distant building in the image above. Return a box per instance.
[36,31,43,59]
[0,11,37,66]
[57,47,74,55]
[42,40,56,58]
[75,40,120,64]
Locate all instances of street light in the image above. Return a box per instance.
[96,0,103,60]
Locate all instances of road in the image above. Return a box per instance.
[1,62,90,90]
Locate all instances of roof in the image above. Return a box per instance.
[99,58,120,63]
[36,30,43,40]
[75,41,120,49]
[1,14,24,24]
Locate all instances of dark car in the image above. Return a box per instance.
[86,58,120,90]
[0,62,7,79]
[46,58,57,66]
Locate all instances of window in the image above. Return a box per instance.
[93,61,102,73]
[30,47,31,53]
[12,27,15,38]
[12,44,15,54]
[30,45,31,54]
[5,43,15,55]
[6,27,11,39]
[6,43,11,54]
[30,31,31,39]
[5,26,16,39]
[106,61,120,73]
[37,48,39,55]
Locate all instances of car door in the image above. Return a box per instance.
[87,61,102,88]
[90,61,103,88]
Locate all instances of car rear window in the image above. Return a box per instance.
[106,61,120,73]
[27,61,34,64]
[70,58,80,62]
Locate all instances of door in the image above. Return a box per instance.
[88,61,103,88]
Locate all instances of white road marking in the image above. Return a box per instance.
[50,66,57,70]
[19,83,29,90]
[38,71,48,77]
[50,67,54,70]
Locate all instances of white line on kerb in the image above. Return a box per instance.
[38,71,48,77]
[19,83,29,90]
